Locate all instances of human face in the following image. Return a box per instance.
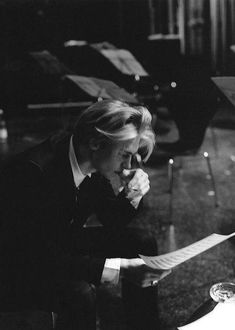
[91,136,140,180]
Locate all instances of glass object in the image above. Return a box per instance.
[0,109,8,141]
[210,282,235,303]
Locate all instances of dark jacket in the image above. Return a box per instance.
[0,134,138,309]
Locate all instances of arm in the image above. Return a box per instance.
[92,169,149,229]
[119,168,149,209]
[90,170,154,286]
[91,173,140,228]
[120,258,171,287]
[0,161,105,286]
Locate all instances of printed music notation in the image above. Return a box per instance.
[65,75,138,104]
[100,49,149,76]
[139,232,235,270]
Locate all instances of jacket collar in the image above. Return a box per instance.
[69,135,91,188]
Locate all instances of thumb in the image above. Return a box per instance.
[122,169,131,177]
[160,269,172,280]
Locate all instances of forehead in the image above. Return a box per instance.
[115,137,140,154]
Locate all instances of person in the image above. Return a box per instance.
[0,100,170,330]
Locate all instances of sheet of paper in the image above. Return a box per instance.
[91,77,138,104]
[139,232,235,270]
[65,75,139,103]
[211,77,235,107]
[177,302,235,330]
[100,49,148,76]
[65,75,106,98]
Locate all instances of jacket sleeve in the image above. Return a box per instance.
[91,174,143,229]
[0,161,105,286]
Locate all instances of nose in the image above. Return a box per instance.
[123,156,132,169]
[131,154,142,168]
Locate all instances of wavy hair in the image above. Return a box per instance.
[74,100,155,161]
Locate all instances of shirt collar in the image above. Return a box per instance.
[69,135,91,188]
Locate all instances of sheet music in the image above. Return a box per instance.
[65,75,110,98]
[66,75,138,103]
[177,301,235,330]
[100,49,148,76]
[139,232,235,270]
[211,77,235,107]
[91,77,138,103]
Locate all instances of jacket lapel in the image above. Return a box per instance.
[53,135,93,226]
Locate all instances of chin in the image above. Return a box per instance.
[98,170,111,179]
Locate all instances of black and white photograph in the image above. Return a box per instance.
[0,1,235,329]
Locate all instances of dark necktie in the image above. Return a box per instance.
[72,177,90,225]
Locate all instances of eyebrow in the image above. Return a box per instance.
[123,151,136,156]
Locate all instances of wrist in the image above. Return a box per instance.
[120,257,129,268]
[120,258,145,277]
[120,258,131,277]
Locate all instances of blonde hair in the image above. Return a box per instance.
[74,100,155,161]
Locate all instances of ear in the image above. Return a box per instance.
[89,138,100,151]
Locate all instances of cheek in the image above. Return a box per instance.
[104,154,119,172]
[101,151,121,174]
[94,149,115,172]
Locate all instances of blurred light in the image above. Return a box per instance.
[97,97,103,102]
[153,84,159,91]
[230,45,235,53]
[171,81,177,88]
[169,158,174,165]
[204,152,209,157]
[64,40,87,47]
[208,190,215,196]
[135,74,140,81]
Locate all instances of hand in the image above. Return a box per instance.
[121,168,150,200]
[120,258,171,288]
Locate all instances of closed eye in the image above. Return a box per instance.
[123,153,131,159]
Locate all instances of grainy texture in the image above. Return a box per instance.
[0,104,235,330]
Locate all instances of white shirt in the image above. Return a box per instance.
[69,136,120,285]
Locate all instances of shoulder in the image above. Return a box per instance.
[0,138,52,186]
[2,132,71,175]
[0,157,44,190]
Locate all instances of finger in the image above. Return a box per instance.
[122,169,136,178]
[140,184,150,195]
[160,269,172,280]
[126,178,148,192]
[131,177,149,189]
[126,184,149,199]
[128,169,148,187]
[137,278,159,288]
[120,169,136,184]
[126,182,149,196]
[150,280,158,287]
[128,174,149,190]
[129,279,150,288]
